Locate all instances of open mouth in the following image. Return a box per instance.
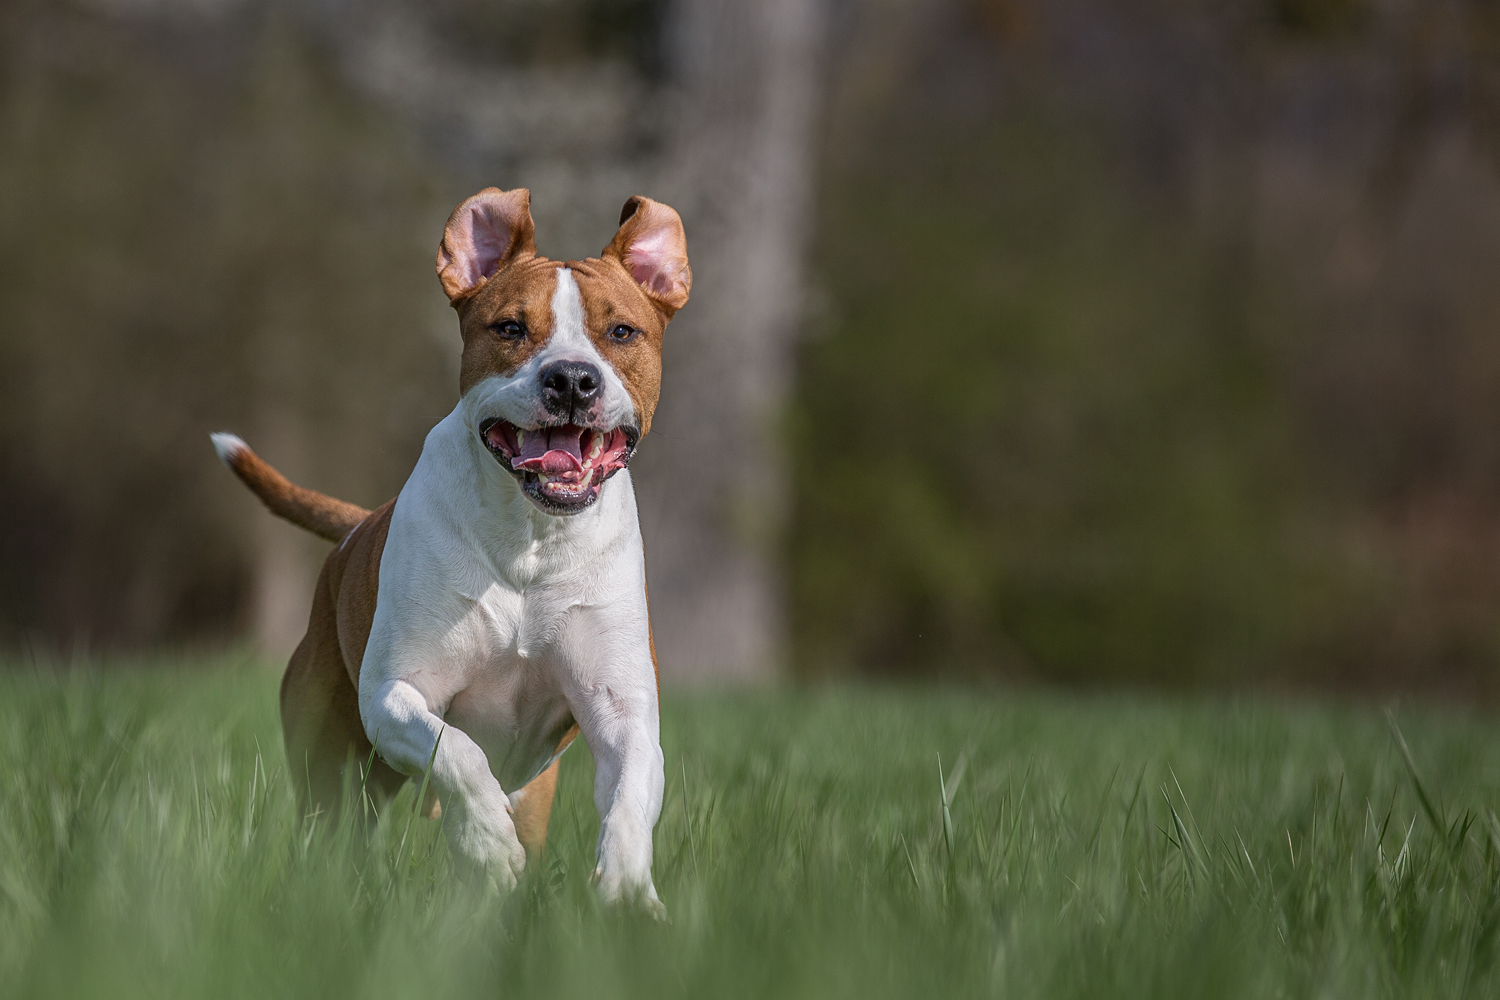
[479,419,636,514]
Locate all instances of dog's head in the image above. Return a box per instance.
[437,188,691,515]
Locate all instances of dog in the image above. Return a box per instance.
[211,187,690,915]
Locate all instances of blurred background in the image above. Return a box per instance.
[3,0,1500,696]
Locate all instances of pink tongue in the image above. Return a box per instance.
[513,426,585,477]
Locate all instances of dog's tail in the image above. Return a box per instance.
[209,432,370,543]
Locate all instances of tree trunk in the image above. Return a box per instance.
[632,0,826,682]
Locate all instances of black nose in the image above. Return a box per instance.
[539,360,603,418]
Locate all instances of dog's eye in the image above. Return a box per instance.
[490,320,526,340]
[608,324,638,343]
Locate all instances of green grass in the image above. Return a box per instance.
[4,660,1500,998]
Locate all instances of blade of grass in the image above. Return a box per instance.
[360,740,380,827]
[1386,707,1444,833]
[395,726,443,879]
[1085,764,1121,858]
[938,753,954,864]
[899,833,920,890]
[681,756,699,879]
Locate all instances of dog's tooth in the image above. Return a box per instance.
[516,430,525,448]
[538,473,548,485]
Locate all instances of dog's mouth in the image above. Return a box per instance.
[478,419,636,514]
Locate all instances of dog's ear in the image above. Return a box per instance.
[436,187,537,304]
[602,196,691,318]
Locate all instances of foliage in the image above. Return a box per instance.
[5,659,1500,997]
[0,5,449,644]
[793,103,1304,683]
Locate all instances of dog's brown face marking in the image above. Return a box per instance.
[565,256,667,435]
[453,257,669,435]
[456,256,560,397]
[436,188,691,513]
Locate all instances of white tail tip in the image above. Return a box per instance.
[210,432,247,467]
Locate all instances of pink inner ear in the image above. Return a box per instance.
[464,204,513,286]
[626,228,682,297]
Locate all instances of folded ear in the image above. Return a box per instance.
[436,187,536,304]
[602,196,692,317]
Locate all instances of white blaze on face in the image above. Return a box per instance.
[550,267,588,350]
[538,269,637,430]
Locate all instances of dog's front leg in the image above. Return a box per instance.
[560,626,665,915]
[361,678,527,891]
[576,681,666,914]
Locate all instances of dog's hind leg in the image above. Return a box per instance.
[280,569,404,821]
[510,724,579,862]
[510,759,561,862]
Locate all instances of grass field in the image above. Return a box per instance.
[4,659,1500,998]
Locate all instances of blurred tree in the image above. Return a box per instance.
[632,0,826,680]
[0,0,825,684]
[791,0,1500,695]
[10,0,1500,696]
[794,101,1301,684]
[0,2,449,650]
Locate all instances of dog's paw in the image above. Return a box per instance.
[591,866,667,920]
[448,809,527,892]
[453,838,527,893]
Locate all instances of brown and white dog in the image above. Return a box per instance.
[212,187,690,915]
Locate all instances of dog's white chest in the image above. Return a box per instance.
[444,665,573,792]
[472,577,535,655]
[440,582,573,784]
[471,549,580,651]
[360,406,647,794]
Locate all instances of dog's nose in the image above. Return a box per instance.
[539,360,603,417]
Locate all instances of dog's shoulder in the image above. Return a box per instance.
[316,498,396,686]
